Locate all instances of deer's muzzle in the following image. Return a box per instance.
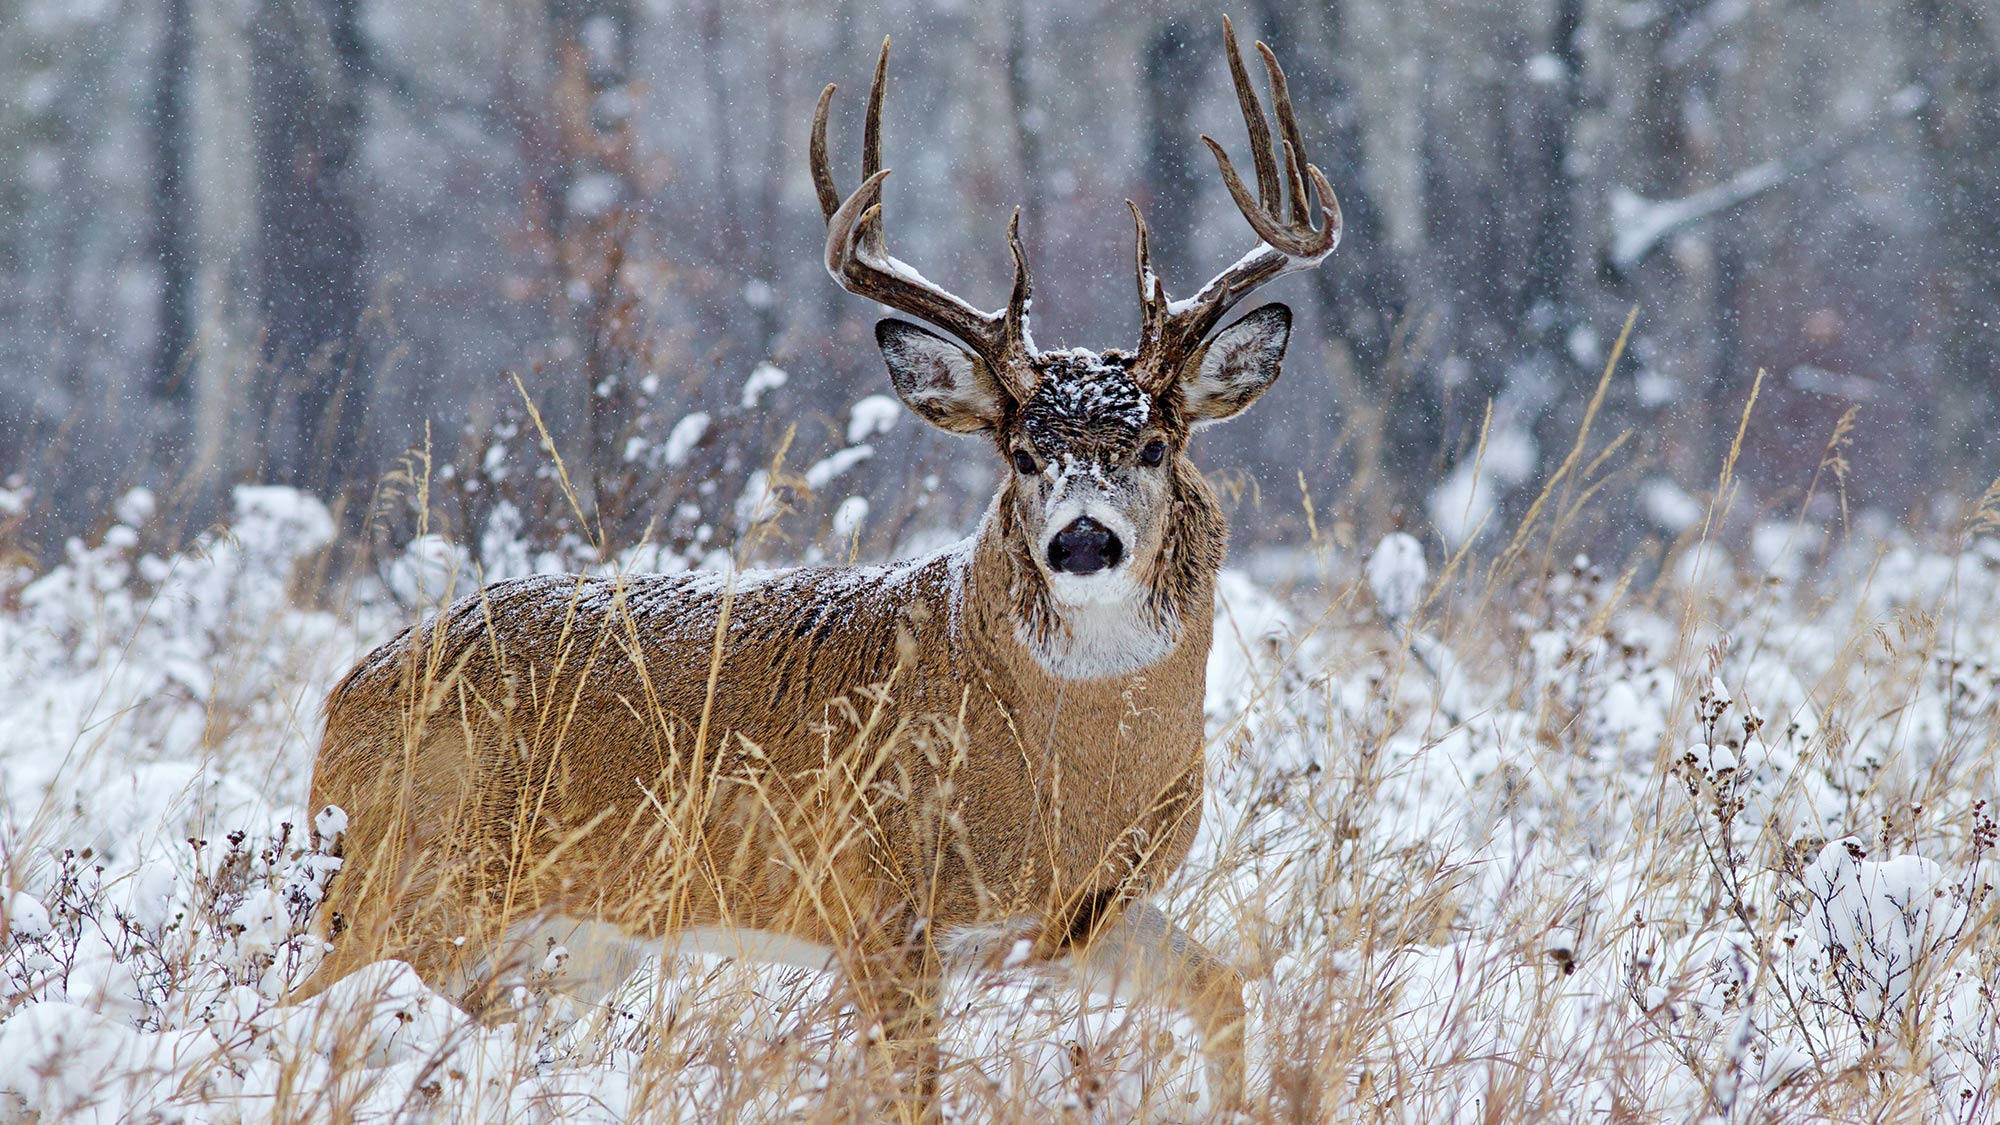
[1047,516,1123,576]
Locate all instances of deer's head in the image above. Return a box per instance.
[813,17,1340,609]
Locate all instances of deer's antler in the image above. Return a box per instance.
[812,38,1037,401]
[1131,16,1342,393]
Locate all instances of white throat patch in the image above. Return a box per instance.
[1018,577,1180,680]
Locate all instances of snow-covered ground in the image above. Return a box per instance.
[3,483,1998,1122]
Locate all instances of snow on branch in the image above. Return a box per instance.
[1607,86,1926,273]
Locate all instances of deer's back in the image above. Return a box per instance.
[312,553,985,931]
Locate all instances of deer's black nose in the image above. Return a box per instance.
[1047,517,1123,576]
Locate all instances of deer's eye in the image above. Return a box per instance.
[1139,440,1167,467]
[1012,449,1039,475]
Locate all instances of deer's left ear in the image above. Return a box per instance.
[1181,303,1291,425]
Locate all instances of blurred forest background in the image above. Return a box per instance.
[2,0,1996,565]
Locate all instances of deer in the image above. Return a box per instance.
[288,16,1339,1118]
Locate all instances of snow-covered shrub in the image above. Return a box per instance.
[1785,834,1986,1046]
[439,361,912,583]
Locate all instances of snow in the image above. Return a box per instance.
[1427,423,1537,548]
[1525,53,1567,84]
[231,485,339,558]
[739,362,788,410]
[1789,363,1881,401]
[565,172,621,219]
[115,487,156,527]
[1792,839,1970,1027]
[314,804,348,843]
[803,444,873,491]
[3,894,51,940]
[386,533,473,605]
[663,411,709,467]
[846,394,902,444]
[830,496,869,540]
[1641,477,1706,533]
[733,467,778,529]
[0,1003,190,1124]
[5,481,2000,1121]
[1566,324,1601,368]
[1366,532,1427,622]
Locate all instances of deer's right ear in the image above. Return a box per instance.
[876,319,1005,433]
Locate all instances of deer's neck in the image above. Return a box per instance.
[965,465,1226,685]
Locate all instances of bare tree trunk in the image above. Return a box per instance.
[1251,0,1403,352]
[1632,0,1708,195]
[249,0,369,498]
[1519,0,1591,474]
[186,0,260,512]
[545,0,637,236]
[545,0,637,514]
[1140,16,1203,290]
[1908,0,2000,475]
[1254,0,1435,520]
[1004,0,1045,242]
[698,0,732,261]
[149,0,196,466]
[1519,0,1583,343]
[749,47,786,357]
[1626,0,1728,473]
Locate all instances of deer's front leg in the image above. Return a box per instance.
[1063,901,1247,1114]
[848,938,944,1124]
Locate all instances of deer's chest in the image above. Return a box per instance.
[940,663,1207,899]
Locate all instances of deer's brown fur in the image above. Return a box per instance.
[303,460,1224,956]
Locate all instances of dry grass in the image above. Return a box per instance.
[3,384,1999,1123]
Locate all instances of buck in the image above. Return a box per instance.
[290,17,1339,1116]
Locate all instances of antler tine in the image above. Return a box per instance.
[1126,200,1154,309]
[1133,17,1342,390]
[1128,200,1166,364]
[808,41,896,239]
[861,37,890,257]
[1196,33,1338,260]
[1220,16,1281,212]
[814,39,1038,396]
[984,210,1037,400]
[1258,41,1313,226]
[810,84,841,220]
[1004,210,1033,342]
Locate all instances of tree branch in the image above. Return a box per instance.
[1607,86,1926,273]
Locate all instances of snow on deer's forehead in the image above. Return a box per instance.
[1021,349,1149,450]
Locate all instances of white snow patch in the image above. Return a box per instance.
[846,394,902,444]
[1641,477,1706,533]
[804,445,873,492]
[664,412,710,468]
[831,497,869,540]
[1367,533,1428,622]
[740,362,789,409]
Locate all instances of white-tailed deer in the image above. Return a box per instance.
[292,16,1338,1116]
